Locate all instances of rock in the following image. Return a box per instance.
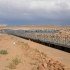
[37,64,45,70]
[50,66,55,70]
[45,57,50,63]
[31,66,38,70]
[43,63,47,68]
[49,59,54,65]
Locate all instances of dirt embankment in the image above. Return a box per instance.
[0,34,70,70]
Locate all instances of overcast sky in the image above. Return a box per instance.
[0,0,70,26]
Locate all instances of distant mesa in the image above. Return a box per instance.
[0,24,7,26]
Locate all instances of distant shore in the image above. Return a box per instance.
[0,25,70,30]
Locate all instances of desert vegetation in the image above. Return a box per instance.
[0,50,8,55]
[7,57,21,69]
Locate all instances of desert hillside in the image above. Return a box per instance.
[0,34,70,70]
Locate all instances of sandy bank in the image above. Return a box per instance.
[0,34,70,70]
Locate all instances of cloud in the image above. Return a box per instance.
[0,0,70,25]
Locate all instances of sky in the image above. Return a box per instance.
[0,0,70,26]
